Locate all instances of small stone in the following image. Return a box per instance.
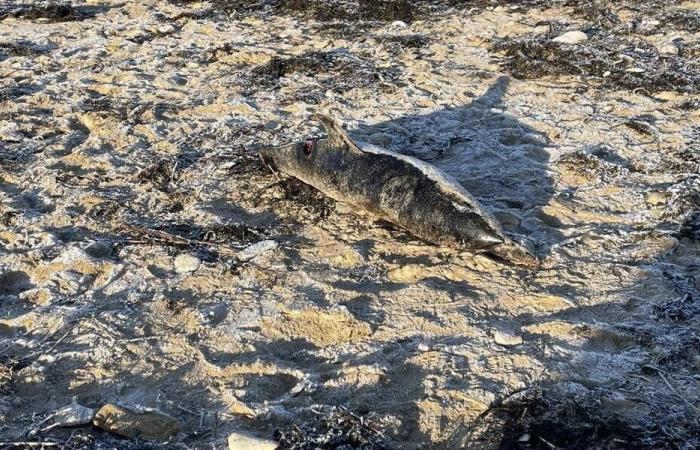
[174,254,201,273]
[201,303,229,325]
[391,20,408,28]
[228,432,277,450]
[93,404,182,441]
[645,191,667,206]
[658,41,678,55]
[416,343,430,352]
[493,330,523,347]
[552,30,588,44]
[157,24,176,34]
[43,398,95,431]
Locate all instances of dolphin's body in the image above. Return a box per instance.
[261,114,537,267]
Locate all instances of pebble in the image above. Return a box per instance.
[174,254,201,273]
[645,191,667,206]
[228,432,277,450]
[552,31,588,44]
[42,398,95,431]
[157,24,176,34]
[493,330,523,347]
[391,20,408,28]
[93,403,183,441]
[658,41,679,55]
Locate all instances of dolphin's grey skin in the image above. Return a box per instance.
[261,114,538,267]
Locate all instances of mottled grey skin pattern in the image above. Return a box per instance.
[262,114,538,267]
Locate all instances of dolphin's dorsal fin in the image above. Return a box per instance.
[311,113,364,155]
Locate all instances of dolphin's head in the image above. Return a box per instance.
[261,113,361,179]
[260,138,337,178]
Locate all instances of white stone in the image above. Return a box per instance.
[157,24,176,34]
[174,254,201,273]
[658,42,678,55]
[552,31,588,44]
[228,432,277,450]
[493,330,523,347]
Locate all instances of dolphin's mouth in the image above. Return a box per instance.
[485,240,540,269]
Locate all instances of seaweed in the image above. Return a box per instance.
[466,384,700,449]
[277,0,416,22]
[251,49,400,97]
[275,406,394,449]
[0,1,84,21]
[491,32,700,94]
[0,42,44,60]
[664,8,700,33]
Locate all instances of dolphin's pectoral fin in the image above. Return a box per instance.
[311,113,364,155]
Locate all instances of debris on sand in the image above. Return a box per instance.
[92,403,183,441]
[473,378,700,449]
[236,239,278,262]
[0,42,44,60]
[492,30,700,93]
[0,1,83,21]
[274,407,394,449]
[250,49,401,100]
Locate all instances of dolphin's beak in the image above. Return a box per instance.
[486,238,540,269]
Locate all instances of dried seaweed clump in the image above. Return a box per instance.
[492,33,700,94]
[275,407,394,449]
[663,8,700,33]
[167,0,271,19]
[251,49,400,99]
[468,384,700,449]
[0,42,44,60]
[277,0,417,22]
[0,1,83,21]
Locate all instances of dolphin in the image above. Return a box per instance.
[261,114,538,268]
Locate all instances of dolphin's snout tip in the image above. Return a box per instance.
[486,240,540,269]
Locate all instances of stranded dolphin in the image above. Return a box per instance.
[261,114,538,268]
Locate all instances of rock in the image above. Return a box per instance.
[228,432,277,450]
[42,398,95,431]
[93,404,182,441]
[157,24,176,34]
[174,253,201,273]
[658,41,679,55]
[493,330,523,347]
[552,31,588,44]
[237,240,278,262]
[391,20,408,28]
[645,191,667,206]
[200,303,229,325]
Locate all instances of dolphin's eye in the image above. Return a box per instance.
[303,140,315,156]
